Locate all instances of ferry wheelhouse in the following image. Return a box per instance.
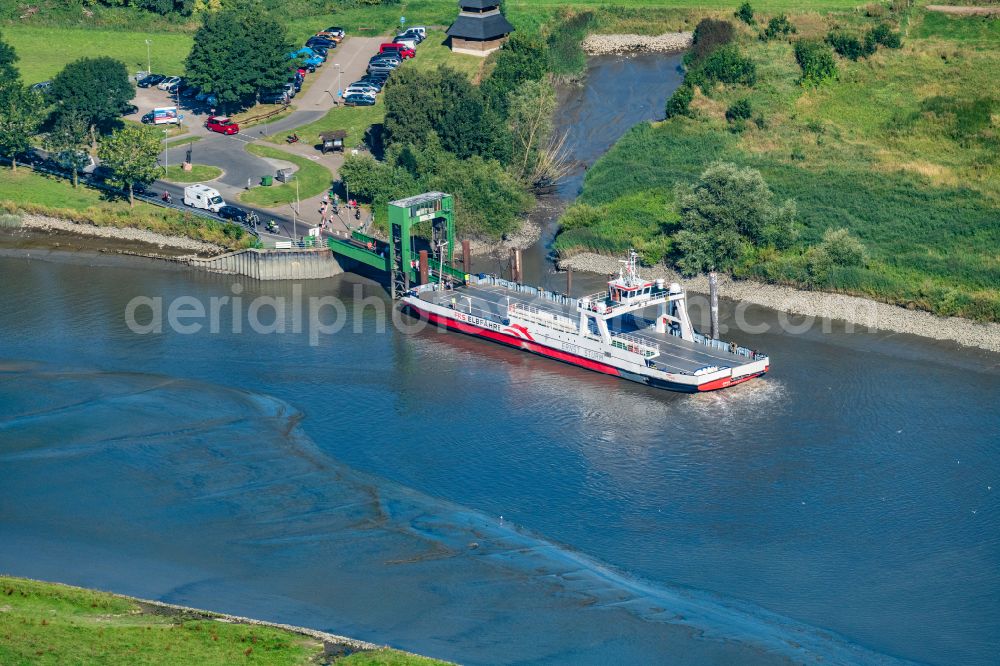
[402,251,769,392]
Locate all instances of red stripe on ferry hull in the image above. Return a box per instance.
[695,368,768,392]
[414,306,623,378]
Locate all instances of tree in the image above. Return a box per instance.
[480,34,548,116]
[735,3,755,25]
[44,110,89,187]
[507,79,558,184]
[98,124,163,207]
[0,30,19,83]
[185,1,290,111]
[673,163,795,338]
[0,82,42,171]
[794,40,837,87]
[48,57,133,145]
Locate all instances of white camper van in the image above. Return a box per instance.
[183,184,225,212]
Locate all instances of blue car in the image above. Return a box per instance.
[288,47,323,68]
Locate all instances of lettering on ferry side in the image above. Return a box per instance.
[453,311,503,332]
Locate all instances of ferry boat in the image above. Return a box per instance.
[402,251,769,393]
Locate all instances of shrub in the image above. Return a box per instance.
[665,84,694,118]
[726,98,753,122]
[691,18,735,62]
[696,45,757,87]
[735,2,755,25]
[819,227,866,267]
[0,212,22,228]
[547,12,596,76]
[826,30,874,60]
[794,40,837,86]
[760,14,796,41]
[869,23,903,49]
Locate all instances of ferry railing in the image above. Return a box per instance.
[665,328,766,361]
[471,275,576,309]
[608,330,660,357]
[509,302,578,334]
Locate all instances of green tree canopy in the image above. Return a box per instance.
[0,82,43,170]
[185,1,290,111]
[0,30,19,83]
[48,57,133,141]
[480,34,548,116]
[44,110,89,187]
[98,124,164,207]
[384,66,510,164]
[674,162,795,276]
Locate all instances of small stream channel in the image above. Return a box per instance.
[517,51,686,292]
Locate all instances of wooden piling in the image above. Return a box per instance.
[462,239,471,275]
[419,250,429,285]
[566,267,573,296]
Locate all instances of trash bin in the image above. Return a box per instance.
[261,175,273,187]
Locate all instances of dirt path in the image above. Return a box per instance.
[925,4,1000,15]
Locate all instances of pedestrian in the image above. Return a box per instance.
[321,192,329,205]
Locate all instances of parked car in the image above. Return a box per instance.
[380,43,415,59]
[406,26,427,39]
[316,28,345,42]
[282,82,297,99]
[120,103,139,117]
[344,84,378,97]
[367,62,398,76]
[205,115,239,135]
[392,36,419,51]
[217,205,250,224]
[310,45,329,58]
[306,37,337,50]
[344,93,376,107]
[158,76,181,91]
[369,54,402,67]
[357,77,385,92]
[137,74,165,89]
[259,90,289,105]
[289,48,323,69]
[397,29,425,44]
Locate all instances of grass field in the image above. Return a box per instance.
[2,26,191,84]
[0,576,447,666]
[557,4,1000,321]
[0,168,251,248]
[240,143,333,208]
[161,163,222,183]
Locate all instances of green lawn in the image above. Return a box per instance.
[240,143,333,208]
[404,30,486,80]
[0,168,250,249]
[3,26,191,84]
[269,100,384,152]
[161,163,223,183]
[0,576,448,666]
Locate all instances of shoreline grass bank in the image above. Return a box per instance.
[0,575,449,666]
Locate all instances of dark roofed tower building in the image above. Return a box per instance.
[447,0,515,57]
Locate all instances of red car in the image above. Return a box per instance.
[205,116,239,135]
[379,43,415,59]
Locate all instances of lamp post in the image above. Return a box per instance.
[335,64,341,98]
[145,39,151,75]
[163,128,169,174]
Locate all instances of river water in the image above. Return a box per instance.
[2,54,998,666]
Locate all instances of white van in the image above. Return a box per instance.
[183,184,225,212]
